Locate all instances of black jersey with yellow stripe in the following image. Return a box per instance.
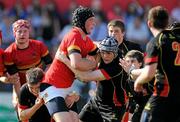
[145,28,180,97]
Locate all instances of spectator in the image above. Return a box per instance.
[171,0,180,22]
[107,19,142,58]
[126,16,150,51]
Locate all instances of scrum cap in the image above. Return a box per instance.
[99,36,118,57]
[72,6,94,34]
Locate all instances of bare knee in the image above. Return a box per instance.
[69,110,80,122]
[53,111,75,122]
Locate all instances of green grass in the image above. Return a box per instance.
[0,105,18,122]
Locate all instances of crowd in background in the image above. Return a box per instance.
[0,0,179,107]
[0,0,179,54]
[0,1,179,121]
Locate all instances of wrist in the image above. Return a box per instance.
[128,65,136,75]
[71,91,80,102]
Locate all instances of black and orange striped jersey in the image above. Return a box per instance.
[19,84,51,122]
[4,39,52,85]
[95,56,128,106]
[145,29,180,97]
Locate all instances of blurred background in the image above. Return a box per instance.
[0,0,179,121]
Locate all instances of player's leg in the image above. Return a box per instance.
[46,97,76,122]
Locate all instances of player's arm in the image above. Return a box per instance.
[129,68,144,80]
[134,63,156,92]
[10,73,21,101]
[76,69,106,82]
[56,52,105,82]
[0,67,8,83]
[69,52,97,71]
[40,42,53,71]
[4,52,21,97]
[0,73,20,84]
[63,37,98,71]
[135,64,156,85]
[18,97,44,121]
[119,58,143,80]
[69,47,100,72]
[7,73,21,109]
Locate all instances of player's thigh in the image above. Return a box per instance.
[53,111,74,122]
[45,97,69,116]
[69,110,80,122]
[140,96,167,122]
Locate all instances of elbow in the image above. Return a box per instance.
[19,113,27,121]
[18,110,30,121]
[19,116,24,121]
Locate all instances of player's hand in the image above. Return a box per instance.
[89,89,96,97]
[8,73,20,84]
[35,97,44,107]
[2,73,20,84]
[0,76,8,83]
[65,92,80,108]
[119,58,131,73]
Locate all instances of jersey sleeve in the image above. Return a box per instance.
[39,41,53,65]
[3,47,18,75]
[99,59,123,80]
[87,39,98,56]
[18,84,29,109]
[66,35,97,56]
[67,35,82,55]
[144,38,159,65]
[100,69,111,80]
[60,32,97,57]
